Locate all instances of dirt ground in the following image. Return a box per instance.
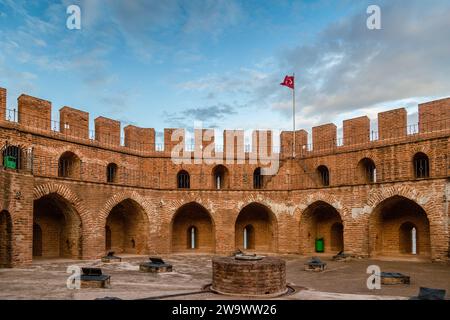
[0,254,449,300]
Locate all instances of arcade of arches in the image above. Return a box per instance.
[13,192,438,263]
[171,202,215,253]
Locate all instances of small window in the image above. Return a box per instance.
[358,158,376,183]
[106,163,118,183]
[413,153,429,178]
[253,168,263,189]
[58,151,81,178]
[317,165,330,186]
[177,170,190,189]
[213,165,228,189]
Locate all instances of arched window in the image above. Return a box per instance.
[243,225,255,250]
[177,170,190,189]
[2,145,21,170]
[253,168,263,189]
[399,222,418,254]
[212,165,228,189]
[187,226,198,249]
[106,163,118,183]
[413,152,429,178]
[358,158,376,183]
[58,151,81,178]
[317,165,330,186]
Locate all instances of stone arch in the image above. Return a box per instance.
[0,210,12,268]
[170,202,215,253]
[299,200,344,254]
[235,202,278,252]
[369,194,431,258]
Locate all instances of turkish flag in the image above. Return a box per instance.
[280,75,294,89]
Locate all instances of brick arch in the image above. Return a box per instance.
[367,185,437,214]
[235,201,278,252]
[295,192,349,222]
[366,185,445,260]
[98,191,153,226]
[170,201,216,253]
[33,183,91,225]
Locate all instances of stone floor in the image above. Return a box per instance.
[0,254,449,300]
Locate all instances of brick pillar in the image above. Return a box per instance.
[18,94,52,131]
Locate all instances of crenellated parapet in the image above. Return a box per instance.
[1,86,450,161]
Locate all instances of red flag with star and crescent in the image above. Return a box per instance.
[280,75,294,89]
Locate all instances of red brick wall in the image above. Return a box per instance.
[95,116,121,146]
[124,125,155,152]
[312,123,337,151]
[343,116,370,145]
[0,88,449,265]
[419,98,450,132]
[378,108,407,140]
[18,94,51,131]
[60,106,89,139]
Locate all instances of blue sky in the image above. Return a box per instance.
[1,0,450,145]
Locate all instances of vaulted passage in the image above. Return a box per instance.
[0,210,12,267]
[171,202,215,253]
[300,201,343,254]
[33,194,82,259]
[370,196,431,258]
[105,199,149,254]
[235,203,277,252]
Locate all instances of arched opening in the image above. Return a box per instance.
[369,196,430,258]
[177,170,190,189]
[2,145,22,170]
[171,202,215,253]
[358,158,376,183]
[413,152,430,178]
[58,151,81,178]
[105,199,149,254]
[0,210,12,268]
[235,203,277,252]
[243,224,255,250]
[106,163,118,183]
[212,165,228,189]
[253,168,263,189]
[317,165,330,186]
[105,225,112,251]
[300,201,343,254]
[399,222,418,254]
[33,194,82,259]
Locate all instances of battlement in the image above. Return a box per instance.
[1,86,450,159]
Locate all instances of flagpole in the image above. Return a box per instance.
[292,72,296,158]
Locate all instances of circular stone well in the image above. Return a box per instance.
[211,256,287,297]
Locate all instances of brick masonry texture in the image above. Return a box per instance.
[0,86,449,267]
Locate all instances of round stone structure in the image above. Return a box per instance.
[211,256,287,297]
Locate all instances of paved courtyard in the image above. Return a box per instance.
[0,254,448,300]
